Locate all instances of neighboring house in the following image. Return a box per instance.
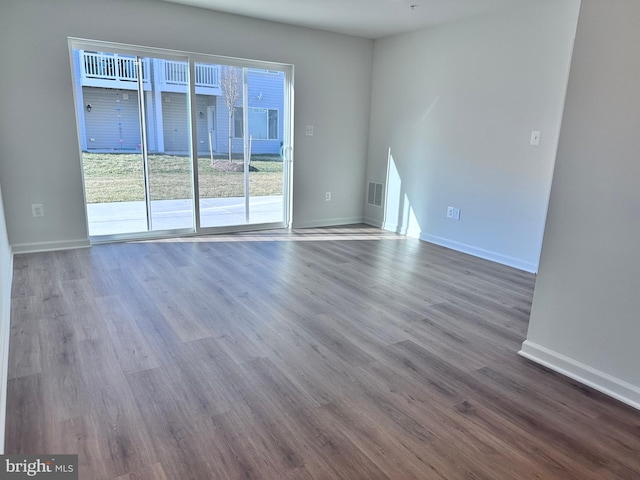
[72,50,284,156]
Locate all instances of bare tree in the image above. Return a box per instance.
[221,66,241,162]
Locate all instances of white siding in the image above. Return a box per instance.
[160,93,216,154]
[83,87,141,151]
[160,92,189,153]
[217,69,285,156]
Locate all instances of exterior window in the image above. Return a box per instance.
[234,107,278,140]
[234,107,243,139]
[268,109,278,139]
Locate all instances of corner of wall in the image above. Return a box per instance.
[519,340,640,411]
[362,216,383,228]
[421,233,538,273]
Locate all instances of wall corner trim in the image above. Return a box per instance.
[519,340,640,411]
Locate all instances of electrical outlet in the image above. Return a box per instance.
[32,204,44,218]
[447,206,454,218]
[453,208,461,220]
[325,192,331,201]
[306,125,314,136]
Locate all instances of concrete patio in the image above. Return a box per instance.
[87,195,284,236]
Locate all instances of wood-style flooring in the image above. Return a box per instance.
[6,225,640,479]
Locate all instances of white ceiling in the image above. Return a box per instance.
[159,0,530,39]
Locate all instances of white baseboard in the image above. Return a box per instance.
[362,216,383,228]
[382,222,420,238]
[420,233,538,273]
[292,216,364,229]
[519,340,640,411]
[405,228,422,239]
[378,224,538,273]
[382,221,402,234]
[0,252,13,453]
[11,238,90,254]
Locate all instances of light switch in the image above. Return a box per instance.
[530,131,541,146]
[31,204,44,218]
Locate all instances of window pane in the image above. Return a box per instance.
[249,107,268,139]
[234,107,243,138]
[268,109,278,140]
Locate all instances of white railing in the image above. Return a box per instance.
[195,63,220,88]
[80,52,218,89]
[163,60,188,85]
[163,61,219,88]
[81,51,149,83]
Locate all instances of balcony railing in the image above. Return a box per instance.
[79,51,220,90]
[163,61,220,88]
[81,51,149,84]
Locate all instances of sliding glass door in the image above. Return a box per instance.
[195,62,289,228]
[72,47,193,236]
[143,56,194,232]
[76,50,148,236]
[70,39,293,240]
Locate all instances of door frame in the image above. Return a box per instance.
[69,37,294,242]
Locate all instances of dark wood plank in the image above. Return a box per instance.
[5,374,47,454]
[114,462,168,480]
[5,224,640,479]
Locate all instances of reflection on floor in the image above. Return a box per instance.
[86,195,284,236]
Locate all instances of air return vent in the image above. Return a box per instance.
[367,182,383,207]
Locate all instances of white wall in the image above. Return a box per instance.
[365,0,580,272]
[0,0,374,249]
[521,0,640,409]
[0,182,13,453]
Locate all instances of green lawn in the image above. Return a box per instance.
[82,153,283,203]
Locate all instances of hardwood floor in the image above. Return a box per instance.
[6,224,640,479]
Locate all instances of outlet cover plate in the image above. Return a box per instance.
[32,204,44,217]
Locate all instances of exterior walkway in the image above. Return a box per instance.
[87,195,284,236]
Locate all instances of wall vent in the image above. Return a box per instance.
[367,182,383,207]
